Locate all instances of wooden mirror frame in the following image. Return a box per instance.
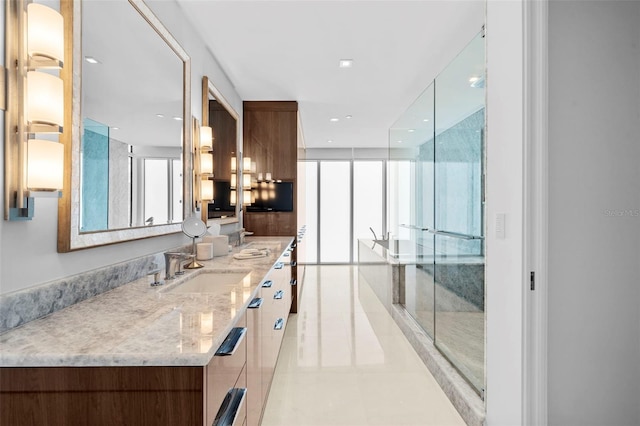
[57,0,192,252]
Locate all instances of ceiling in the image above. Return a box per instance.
[177,0,485,149]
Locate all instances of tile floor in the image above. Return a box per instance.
[261,265,466,426]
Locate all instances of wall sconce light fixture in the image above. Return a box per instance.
[243,156,252,173]
[243,190,252,205]
[195,122,214,208]
[238,155,252,206]
[4,1,66,221]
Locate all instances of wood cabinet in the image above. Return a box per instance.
[206,313,247,426]
[243,101,301,312]
[0,366,205,425]
[0,326,249,426]
[246,250,293,426]
[242,101,298,238]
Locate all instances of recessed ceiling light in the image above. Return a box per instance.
[330,118,339,122]
[345,115,352,119]
[327,140,333,143]
[339,59,353,68]
[112,127,119,130]
[156,114,165,118]
[84,56,99,64]
[423,118,430,122]
[397,140,403,144]
[173,116,182,121]
[408,129,415,133]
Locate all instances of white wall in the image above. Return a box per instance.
[547,1,640,424]
[484,1,525,424]
[0,0,242,295]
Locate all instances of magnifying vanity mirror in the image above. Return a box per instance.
[181,216,207,269]
[201,76,241,224]
[58,0,192,252]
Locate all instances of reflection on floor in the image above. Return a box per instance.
[261,265,466,426]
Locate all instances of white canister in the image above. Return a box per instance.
[203,234,230,257]
[196,243,213,260]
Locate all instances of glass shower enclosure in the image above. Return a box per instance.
[388,32,485,395]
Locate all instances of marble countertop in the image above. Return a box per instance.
[0,236,293,368]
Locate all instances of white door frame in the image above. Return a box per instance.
[522,0,549,424]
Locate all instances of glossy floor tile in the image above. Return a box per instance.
[261,265,466,426]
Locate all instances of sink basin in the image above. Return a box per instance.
[163,270,251,294]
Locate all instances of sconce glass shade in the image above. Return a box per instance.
[200,151,213,175]
[26,139,64,191]
[243,190,252,205]
[200,126,213,148]
[243,173,252,188]
[201,179,214,201]
[243,157,252,172]
[230,190,237,206]
[266,172,272,181]
[27,71,64,128]
[230,173,237,189]
[231,157,237,173]
[27,3,64,64]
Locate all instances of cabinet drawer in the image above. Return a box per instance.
[212,364,247,426]
[206,316,247,426]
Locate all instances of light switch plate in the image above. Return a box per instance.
[495,213,506,239]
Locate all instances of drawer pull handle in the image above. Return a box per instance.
[248,297,263,309]
[215,327,247,356]
[262,280,273,288]
[283,252,290,257]
[274,262,284,269]
[274,318,284,330]
[291,261,297,267]
[274,290,284,300]
[290,279,297,286]
[213,387,247,426]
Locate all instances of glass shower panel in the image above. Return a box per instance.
[389,82,436,339]
[319,161,351,263]
[353,161,384,256]
[433,32,485,395]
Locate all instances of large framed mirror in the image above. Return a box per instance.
[58,0,192,252]
[201,76,241,224]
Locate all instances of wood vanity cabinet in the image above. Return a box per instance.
[0,248,295,426]
[205,312,248,426]
[246,257,293,426]
[0,324,249,426]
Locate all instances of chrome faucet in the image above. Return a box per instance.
[164,252,186,280]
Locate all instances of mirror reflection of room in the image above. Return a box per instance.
[206,95,238,220]
[79,0,184,232]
